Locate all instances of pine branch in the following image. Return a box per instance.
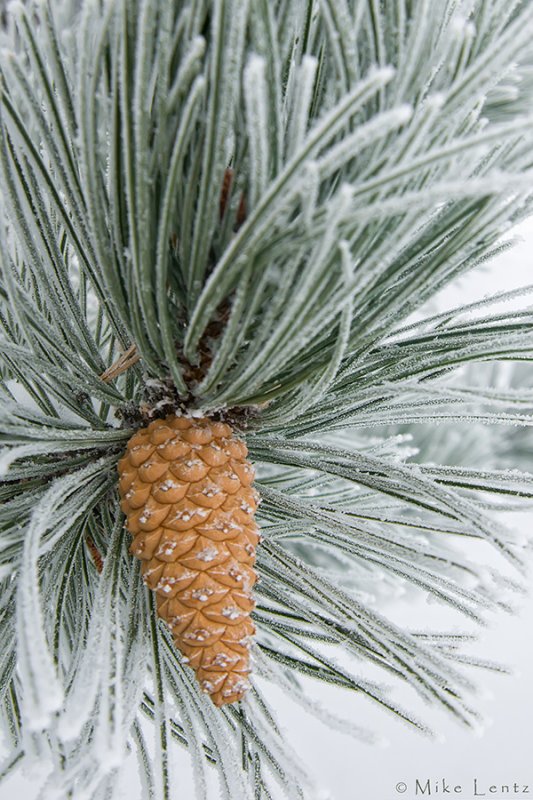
[1,1,533,797]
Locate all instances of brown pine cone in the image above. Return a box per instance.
[118,415,259,706]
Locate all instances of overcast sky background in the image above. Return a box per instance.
[2,220,532,800]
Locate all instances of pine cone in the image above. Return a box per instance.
[118,415,259,706]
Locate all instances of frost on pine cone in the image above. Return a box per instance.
[118,416,259,706]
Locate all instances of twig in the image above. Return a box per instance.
[85,535,104,574]
[100,344,141,383]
